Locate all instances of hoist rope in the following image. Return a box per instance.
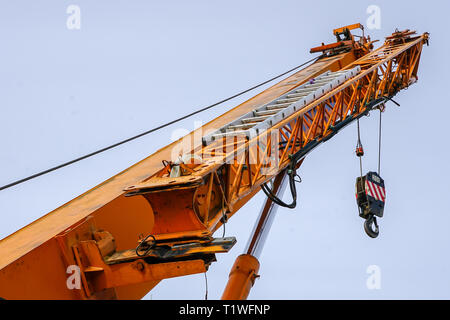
[0,55,323,192]
[356,118,363,178]
[204,272,209,300]
[378,109,382,175]
[221,195,227,238]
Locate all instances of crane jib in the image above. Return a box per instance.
[0,27,428,300]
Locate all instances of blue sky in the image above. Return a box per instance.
[0,0,449,299]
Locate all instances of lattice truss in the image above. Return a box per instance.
[133,32,428,231]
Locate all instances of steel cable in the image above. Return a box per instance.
[0,55,322,192]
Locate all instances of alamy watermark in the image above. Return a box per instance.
[168,120,281,175]
[366,265,381,290]
[66,5,81,30]
[66,265,81,290]
[366,5,381,30]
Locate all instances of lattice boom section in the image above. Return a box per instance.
[202,67,361,145]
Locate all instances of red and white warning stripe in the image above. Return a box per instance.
[365,180,386,202]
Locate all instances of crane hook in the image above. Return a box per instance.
[364,215,379,238]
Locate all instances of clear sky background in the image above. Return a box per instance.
[0,0,448,299]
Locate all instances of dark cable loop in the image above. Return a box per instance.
[135,234,156,257]
[0,55,323,192]
[260,160,300,209]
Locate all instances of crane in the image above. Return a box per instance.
[0,24,428,300]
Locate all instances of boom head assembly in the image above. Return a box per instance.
[310,23,376,58]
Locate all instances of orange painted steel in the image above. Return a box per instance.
[0,26,428,300]
[333,23,364,36]
[218,29,428,300]
[221,254,260,300]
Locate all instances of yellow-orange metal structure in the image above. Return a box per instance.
[0,25,428,299]
[222,254,260,300]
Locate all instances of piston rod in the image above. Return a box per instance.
[222,170,288,300]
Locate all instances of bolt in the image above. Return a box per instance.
[136,262,145,272]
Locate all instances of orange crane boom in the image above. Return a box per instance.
[0,25,428,300]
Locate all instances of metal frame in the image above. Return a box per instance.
[151,31,429,233]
